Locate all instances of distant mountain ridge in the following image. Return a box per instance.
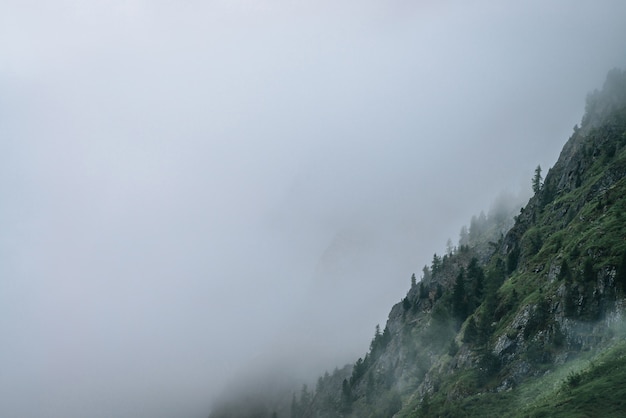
[209,68,626,418]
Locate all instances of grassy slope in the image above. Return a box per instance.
[522,341,626,418]
[400,108,626,417]
[404,339,626,417]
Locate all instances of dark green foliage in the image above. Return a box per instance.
[507,245,520,274]
[564,286,578,317]
[540,176,557,208]
[452,269,468,323]
[402,297,411,311]
[604,142,616,160]
[463,316,478,344]
[478,351,501,380]
[617,251,626,291]
[472,262,505,348]
[458,244,470,253]
[374,324,381,340]
[436,283,443,299]
[417,393,430,417]
[419,282,428,299]
[411,297,420,313]
[369,325,391,360]
[431,301,449,325]
[532,165,543,194]
[340,378,352,413]
[570,244,581,258]
[583,258,595,282]
[431,253,442,275]
[350,357,366,386]
[482,263,503,316]
[566,370,583,388]
[522,227,543,256]
[558,258,572,281]
[525,339,552,364]
[467,258,485,311]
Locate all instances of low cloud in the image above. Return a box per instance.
[1,1,626,417]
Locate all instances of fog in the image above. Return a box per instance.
[1,1,626,417]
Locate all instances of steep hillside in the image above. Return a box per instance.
[209,69,626,418]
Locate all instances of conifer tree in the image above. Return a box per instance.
[419,282,428,299]
[532,165,543,194]
[452,269,468,323]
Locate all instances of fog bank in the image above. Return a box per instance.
[1,1,626,417]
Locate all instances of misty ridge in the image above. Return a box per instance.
[208,192,529,411]
[211,68,626,418]
[2,1,626,418]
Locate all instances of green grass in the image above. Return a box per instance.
[401,340,626,418]
[517,340,626,418]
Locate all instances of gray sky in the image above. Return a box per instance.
[1,1,626,417]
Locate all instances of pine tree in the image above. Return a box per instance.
[452,269,468,323]
[532,165,543,194]
[432,253,442,275]
[467,257,484,309]
[341,379,352,413]
[419,282,428,299]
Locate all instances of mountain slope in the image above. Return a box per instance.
[209,68,626,418]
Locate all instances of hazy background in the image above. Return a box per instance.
[1,1,626,417]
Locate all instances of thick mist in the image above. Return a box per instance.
[1,1,626,417]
